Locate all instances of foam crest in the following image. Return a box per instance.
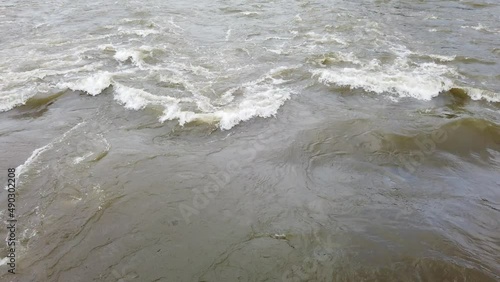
[312,59,455,100]
[460,87,500,103]
[112,67,294,130]
[0,89,34,112]
[214,84,291,130]
[428,54,456,62]
[113,47,151,67]
[1,62,105,111]
[57,72,113,96]
[113,83,192,110]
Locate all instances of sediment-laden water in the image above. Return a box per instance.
[0,0,499,281]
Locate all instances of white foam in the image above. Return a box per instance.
[58,72,112,96]
[305,31,347,45]
[240,11,260,16]
[73,152,94,165]
[0,257,8,266]
[461,23,485,31]
[311,49,498,102]
[214,84,291,130]
[134,29,160,37]
[461,23,498,33]
[390,43,456,63]
[113,83,191,110]
[114,49,144,66]
[312,59,455,100]
[264,47,284,55]
[158,85,291,130]
[0,89,34,112]
[117,27,160,37]
[0,61,105,112]
[113,46,157,68]
[168,17,184,31]
[112,67,295,130]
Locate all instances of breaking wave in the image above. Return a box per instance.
[52,66,295,130]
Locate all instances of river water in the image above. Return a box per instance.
[0,0,499,281]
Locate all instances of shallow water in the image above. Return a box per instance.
[0,0,499,281]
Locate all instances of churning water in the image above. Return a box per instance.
[0,0,499,281]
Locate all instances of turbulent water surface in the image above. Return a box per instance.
[1,0,499,281]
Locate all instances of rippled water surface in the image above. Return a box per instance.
[0,0,499,281]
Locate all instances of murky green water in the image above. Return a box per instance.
[0,0,499,281]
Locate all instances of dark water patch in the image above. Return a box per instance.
[151,123,221,146]
[369,118,500,164]
[23,92,65,108]
[430,88,472,111]
[448,88,471,101]
[11,91,65,119]
[437,118,500,158]
[461,1,498,9]
[287,118,500,176]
